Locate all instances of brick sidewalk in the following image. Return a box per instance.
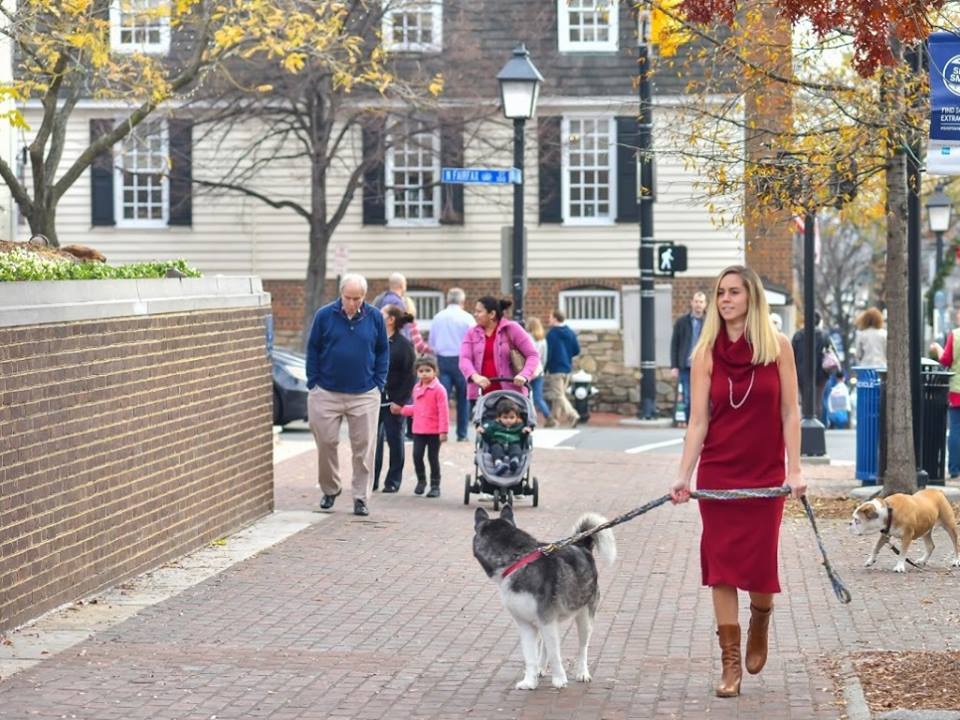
[2,442,960,719]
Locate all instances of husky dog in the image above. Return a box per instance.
[472,505,617,690]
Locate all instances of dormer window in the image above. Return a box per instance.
[383,0,442,53]
[558,0,619,53]
[109,0,170,55]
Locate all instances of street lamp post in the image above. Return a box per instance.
[926,184,952,275]
[497,44,543,326]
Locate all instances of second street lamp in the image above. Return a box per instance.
[926,184,952,275]
[497,44,543,326]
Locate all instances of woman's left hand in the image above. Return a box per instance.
[513,375,527,387]
[788,469,806,499]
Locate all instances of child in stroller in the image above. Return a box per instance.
[477,397,532,475]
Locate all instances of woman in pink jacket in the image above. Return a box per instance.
[459,296,540,404]
[390,355,449,497]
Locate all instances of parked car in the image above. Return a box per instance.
[272,348,309,427]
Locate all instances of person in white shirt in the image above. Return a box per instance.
[428,288,476,441]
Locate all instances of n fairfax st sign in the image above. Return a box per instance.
[441,167,522,185]
[928,32,960,175]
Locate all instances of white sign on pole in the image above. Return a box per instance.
[331,244,349,276]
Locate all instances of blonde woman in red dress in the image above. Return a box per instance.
[669,265,805,698]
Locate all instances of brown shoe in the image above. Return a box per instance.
[745,604,772,675]
[716,624,742,698]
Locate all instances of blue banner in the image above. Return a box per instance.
[929,32,960,142]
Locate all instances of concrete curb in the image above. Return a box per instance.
[841,655,873,720]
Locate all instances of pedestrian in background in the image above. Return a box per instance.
[853,307,887,368]
[670,291,707,427]
[374,272,406,310]
[428,287,475,441]
[374,305,416,493]
[306,273,389,517]
[392,355,449,497]
[670,265,805,699]
[526,316,551,423]
[543,308,581,428]
[791,311,832,419]
[930,306,960,478]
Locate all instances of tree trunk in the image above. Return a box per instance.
[24,203,59,246]
[881,146,916,494]
[301,221,330,350]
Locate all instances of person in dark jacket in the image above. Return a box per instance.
[306,273,389,517]
[374,305,416,493]
[791,311,831,419]
[544,308,582,427]
[670,292,707,427]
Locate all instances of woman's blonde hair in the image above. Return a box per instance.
[403,295,417,318]
[856,307,883,330]
[692,265,781,366]
[527,316,545,341]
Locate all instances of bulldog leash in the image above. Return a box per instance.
[532,485,852,604]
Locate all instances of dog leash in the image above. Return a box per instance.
[518,486,852,604]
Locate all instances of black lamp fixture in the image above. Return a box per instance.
[496,44,543,325]
[926,184,953,274]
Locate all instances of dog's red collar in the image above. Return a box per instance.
[501,549,544,579]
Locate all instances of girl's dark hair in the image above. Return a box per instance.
[383,304,414,329]
[477,295,513,321]
[415,354,438,372]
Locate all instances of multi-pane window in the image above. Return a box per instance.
[115,120,168,226]
[558,0,619,52]
[562,116,616,223]
[109,0,171,54]
[386,124,440,226]
[406,290,444,328]
[559,289,621,330]
[383,0,442,52]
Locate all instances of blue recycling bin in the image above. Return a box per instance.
[854,367,882,484]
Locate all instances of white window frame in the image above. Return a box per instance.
[114,118,169,228]
[406,289,444,330]
[382,0,443,53]
[385,124,441,227]
[561,115,617,226]
[557,0,619,53]
[109,0,171,55]
[559,289,621,331]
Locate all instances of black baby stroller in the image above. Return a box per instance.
[463,379,539,510]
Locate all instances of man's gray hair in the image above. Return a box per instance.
[446,287,465,305]
[340,273,368,295]
[388,272,407,292]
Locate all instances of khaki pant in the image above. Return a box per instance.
[308,387,380,503]
[543,373,579,426]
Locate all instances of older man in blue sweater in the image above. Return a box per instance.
[306,273,389,516]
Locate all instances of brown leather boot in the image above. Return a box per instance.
[716,624,742,698]
[745,603,772,674]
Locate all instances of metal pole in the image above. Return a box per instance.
[936,230,944,275]
[906,42,928,485]
[512,117,525,325]
[800,208,826,456]
[638,18,657,419]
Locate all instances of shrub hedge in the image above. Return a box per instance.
[0,248,201,281]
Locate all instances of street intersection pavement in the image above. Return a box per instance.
[2,434,960,719]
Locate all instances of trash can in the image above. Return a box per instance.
[854,367,881,485]
[920,359,952,484]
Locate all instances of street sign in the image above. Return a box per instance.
[331,244,349,277]
[655,244,687,276]
[441,167,522,185]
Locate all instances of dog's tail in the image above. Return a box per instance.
[572,513,617,567]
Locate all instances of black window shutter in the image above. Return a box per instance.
[538,116,562,224]
[439,118,464,225]
[362,119,387,225]
[89,119,115,226]
[168,118,193,226]
[615,116,639,223]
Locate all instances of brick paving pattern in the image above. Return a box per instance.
[2,441,960,719]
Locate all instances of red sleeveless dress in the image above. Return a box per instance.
[697,329,786,593]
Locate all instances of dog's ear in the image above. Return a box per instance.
[863,506,878,520]
[500,504,515,526]
[474,507,489,529]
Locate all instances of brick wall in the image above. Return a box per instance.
[0,308,274,632]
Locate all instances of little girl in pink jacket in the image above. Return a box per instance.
[390,355,449,497]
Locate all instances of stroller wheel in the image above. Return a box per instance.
[464,474,472,505]
[532,477,539,508]
[492,489,501,512]
[505,489,514,507]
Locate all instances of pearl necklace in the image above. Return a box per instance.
[728,370,756,409]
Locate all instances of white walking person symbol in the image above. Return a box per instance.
[660,247,674,271]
